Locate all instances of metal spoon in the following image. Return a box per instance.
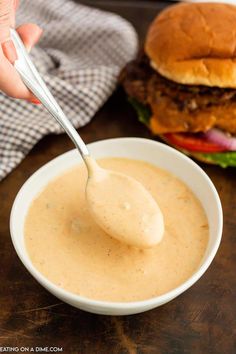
[11,29,164,248]
[10,29,89,162]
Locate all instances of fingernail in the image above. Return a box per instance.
[2,40,18,64]
[35,27,43,44]
[37,27,43,37]
[28,98,41,105]
[32,27,43,43]
[26,27,43,52]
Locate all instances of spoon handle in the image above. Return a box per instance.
[10,29,89,159]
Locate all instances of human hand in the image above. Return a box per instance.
[0,0,42,102]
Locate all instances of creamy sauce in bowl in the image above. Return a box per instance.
[25,158,208,302]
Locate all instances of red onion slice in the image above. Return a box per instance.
[204,129,236,151]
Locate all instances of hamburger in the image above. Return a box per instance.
[119,2,236,167]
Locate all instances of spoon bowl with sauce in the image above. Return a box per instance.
[11,29,164,249]
[85,156,164,248]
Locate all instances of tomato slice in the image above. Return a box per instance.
[163,133,227,152]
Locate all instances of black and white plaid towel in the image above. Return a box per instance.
[0,0,138,180]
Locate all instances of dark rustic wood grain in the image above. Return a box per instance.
[1,1,236,353]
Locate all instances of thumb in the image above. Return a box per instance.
[0,0,15,43]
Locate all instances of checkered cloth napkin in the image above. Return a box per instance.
[0,0,138,180]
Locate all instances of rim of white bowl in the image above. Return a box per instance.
[10,137,223,311]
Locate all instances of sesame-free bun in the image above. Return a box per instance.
[145,2,236,88]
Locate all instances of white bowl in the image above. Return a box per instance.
[10,138,223,315]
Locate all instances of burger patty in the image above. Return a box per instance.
[119,53,236,134]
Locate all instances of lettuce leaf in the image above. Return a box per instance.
[128,97,151,125]
[194,152,236,168]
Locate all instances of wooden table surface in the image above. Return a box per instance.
[1,1,236,353]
